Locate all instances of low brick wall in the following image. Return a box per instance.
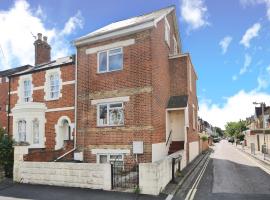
[202,140,209,152]
[13,146,111,190]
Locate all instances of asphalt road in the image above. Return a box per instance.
[0,181,164,200]
[175,140,270,200]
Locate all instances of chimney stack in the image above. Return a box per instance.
[34,33,51,65]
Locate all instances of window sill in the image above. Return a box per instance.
[97,125,125,128]
[97,68,123,74]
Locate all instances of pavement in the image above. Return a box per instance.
[174,140,270,200]
[0,180,165,200]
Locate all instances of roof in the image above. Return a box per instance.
[10,55,75,77]
[167,95,188,109]
[74,6,175,45]
[255,106,270,117]
[0,65,32,77]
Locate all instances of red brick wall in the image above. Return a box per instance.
[76,10,185,163]
[9,64,75,150]
[0,77,9,130]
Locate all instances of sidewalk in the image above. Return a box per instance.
[235,144,270,169]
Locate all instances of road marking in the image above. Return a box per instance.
[165,194,174,200]
[237,148,270,175]
[184,156,210,200]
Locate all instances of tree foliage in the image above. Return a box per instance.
[225,120,247,138]
[215,127,224,136]
[0,127,14,178]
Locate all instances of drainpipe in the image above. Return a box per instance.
[54,52,78,162]
[7,76,11,136]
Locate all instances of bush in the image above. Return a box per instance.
[0,127,14,178]
[200,135,208,142]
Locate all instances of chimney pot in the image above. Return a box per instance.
[37,33,42,40]
[43,36,47,43]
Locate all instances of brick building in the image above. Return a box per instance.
[7,33,76,161]
[1,6,199,166]
[0,65,31,131]
[74,6,199,166]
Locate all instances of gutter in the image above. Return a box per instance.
[54,50,78,162]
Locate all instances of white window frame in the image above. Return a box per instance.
[0,77,2,83]
[23,79,32,102]
[97,47,123,73]
[18,74,33,103]
[49,73,60,100]
[164,17,170,47]
[97,153,124,164]
[32,118,39,144]
[44,68,62,101]
[18,120,26,142]
[97,102,124,127]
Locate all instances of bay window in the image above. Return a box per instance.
[98,102,124,126]
[98,48,123,73]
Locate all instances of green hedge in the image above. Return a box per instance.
[0,127,14,178]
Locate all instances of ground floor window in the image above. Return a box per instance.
[18,120,26,142]
[98,154,124,166]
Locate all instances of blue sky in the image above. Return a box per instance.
[1,0,270,128]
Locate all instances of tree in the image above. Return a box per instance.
[215,127,224,137]
[225,120,247,139]
[0,127,14,178]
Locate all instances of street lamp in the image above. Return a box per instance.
[253,102,266,159]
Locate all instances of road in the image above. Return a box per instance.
[175,140,270,200]
[0,181,164,200]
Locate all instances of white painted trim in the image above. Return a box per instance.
[92,149,130,155]
[18,74,33,103]
[55,116,73,150]
[74,21,154,46]
[86,39,135,54]
[46,107,75,113]
[10,91,18,95]
[62,80,75,85]
[166,107,186,111]
[33,86,44,90]
[91,96,130,105]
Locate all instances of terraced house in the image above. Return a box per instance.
[74,6,199,167]
[0,5,200,195]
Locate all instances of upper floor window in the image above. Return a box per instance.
[165,18,170,46]
[23,79,32,102]
[98,102,124,126]
[32,119,39,144]
[49,73,60,99]
[98,48,123,73]
[18,120,26,142]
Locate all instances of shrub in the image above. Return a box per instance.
[200,135,208,142]
[0,127,14,178]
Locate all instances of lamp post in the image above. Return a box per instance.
[253,102,266,159]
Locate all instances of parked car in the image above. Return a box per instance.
[228,137,234,143]
[213,137,220,143]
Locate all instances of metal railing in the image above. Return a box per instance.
[166,130,173,146]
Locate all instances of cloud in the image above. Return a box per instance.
[180,0,209,31]
[0,0,83,70]
[199,90,270,129]
[239,54,252,74]
[256,65,270,90]
[232,75,238,81]
[240,23,261,48]
[240,0,270,20]
[219,36,232,54]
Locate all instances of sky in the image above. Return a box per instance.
[0,0,270,128]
